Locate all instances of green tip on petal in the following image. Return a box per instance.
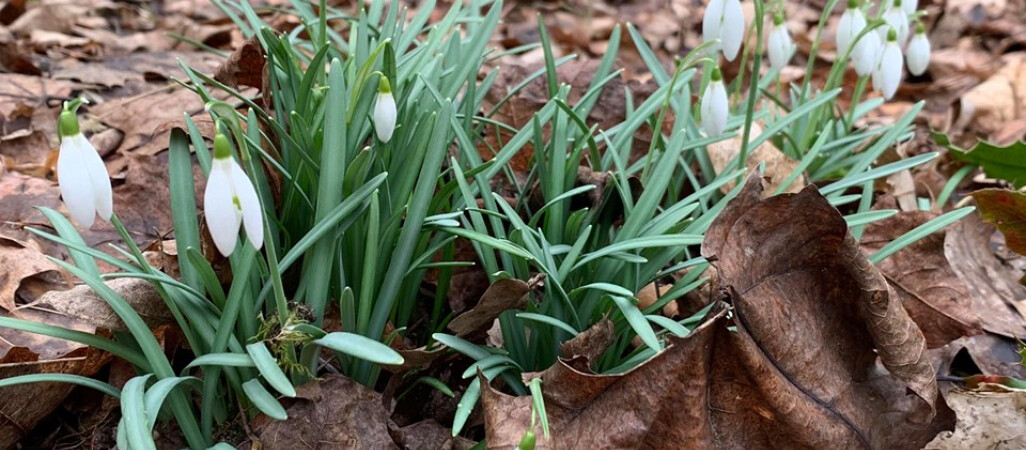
[773,11,785,26]
[846,0,859,8]
[58,98,88,138]
[213,133,232,160]
[58,110,79,138]
[914,21,925,34]
[886,27,898,42]
[378,76,392,94]
[711,67,722,82]
[893,0,902,7]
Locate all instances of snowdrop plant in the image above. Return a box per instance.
[203,130,264,257]
[873,28,904,99]
[767,11,795,71]
[703,0,745,61]
[56,99,113,228]
[372,76,397,143]
[906,21,930,76]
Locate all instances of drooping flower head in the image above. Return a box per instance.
[906,20,931,76]
[701,67,729,137]
[703,0,745,62]
[872,28,904,100]
[204,130,264,257]
[852,24,881,77]
[57,98,112,228]
[836,0,867,57]
[767,11,795,71]
[372,76,397,143]
[881,0,910,45]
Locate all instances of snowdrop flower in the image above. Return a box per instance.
[880,0,909,44]
[836,0,866,57]
[701,68,729,137]
[853,28,880,77]
[767,11,795,71]
[204,132,263,257]
[372,76,396,143]
[884,0,917,16]
[56,99,112,228]
[906,21,931,76]
[703,0,745,61]
[872,28,904,100]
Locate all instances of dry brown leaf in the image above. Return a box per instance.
[960,52,1026,137]
[214,35,265,90]
[447,278,529,339]
[248,375,398,450]
[0,234,61,311]
[944,211,1026,339]
[861,211,983,348]
[29,278,173,332]
[388,420,476,450]
[0,344,111,449]
[558,317,614,363]
[701,173,951,447]
[932,334,1026,381]
[706,122,804,195]
[0,74,83,119]
[925,386,1026,449]
[482,174,954,449]
[90,87,208,155]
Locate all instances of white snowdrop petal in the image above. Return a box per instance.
[881,8,909,44]
[875,43,904,99]
[204,165,241,257]
[701,81,729,137]
[902,0,917,16]
[906,33,931,76]
[703,0,726,55]
[720,0,745,61]
[768,25,793,71]
[853,31,880,77]
[373,92,397,143]
[837,9,866,57]
[58,137,97,228]
[230,160,264,252]
[69,134,113,222]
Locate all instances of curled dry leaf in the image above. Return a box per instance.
[447,277,529,339]
[861,210,983,348]
[481,173,954,449]
[248,375,398,450]
[214,34,266,90]
[558,317,614,363]
[925,385,1026,449]
[943,211,1026,339]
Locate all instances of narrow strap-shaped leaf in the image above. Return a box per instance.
[121,375,157,450]
[242,378,287,420]
[245,343,296,397]
[311,332,404,365]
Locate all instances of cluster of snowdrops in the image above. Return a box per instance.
[701,0,931,136]
[57,0,930,246]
